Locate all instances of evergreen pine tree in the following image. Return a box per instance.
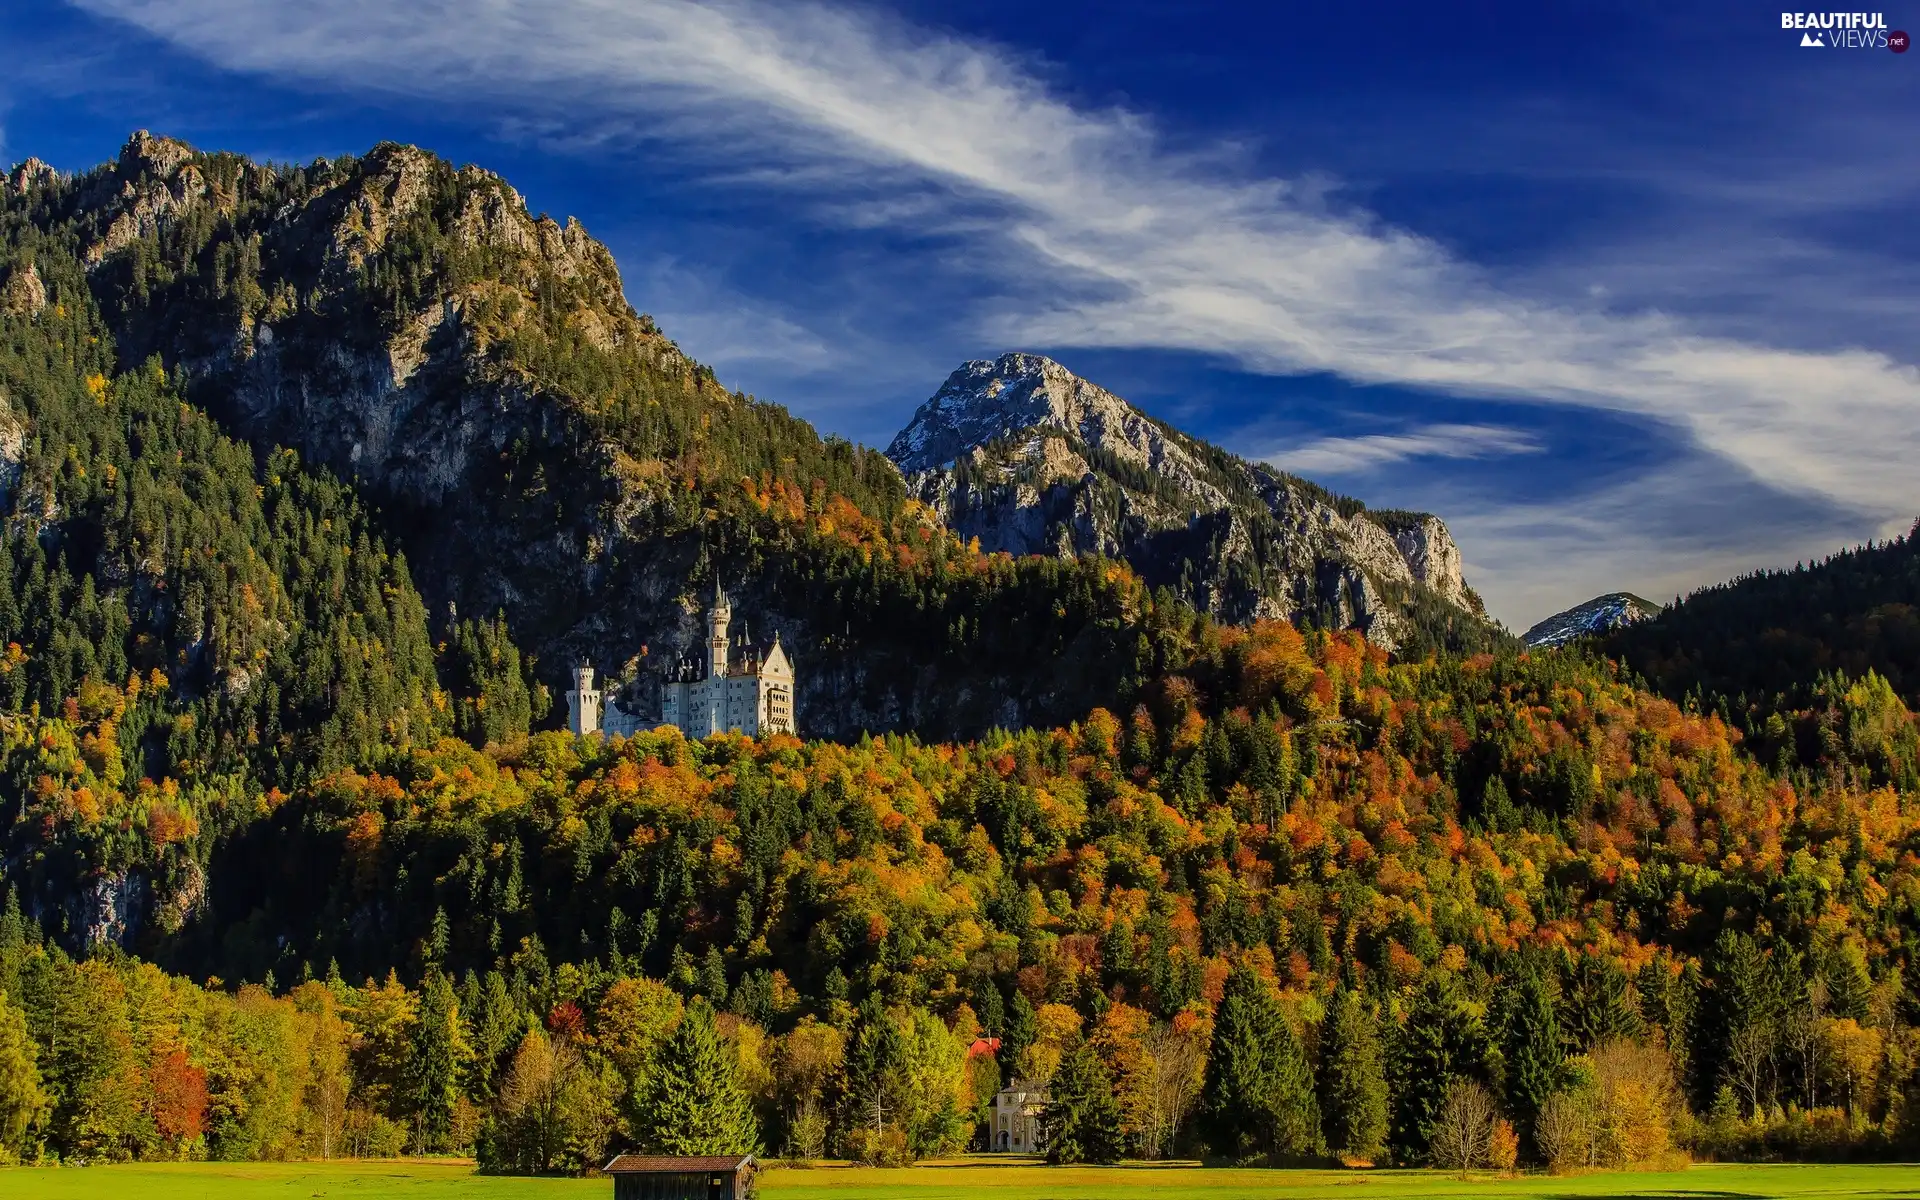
[1705,931,1781,1113]
[1561,955,1641,1052]
[1823,945,1874,1022]
[700,946,729,1007]
[1101,918,1137,993]
[641,997,759,1155]
[470,970,522,1098]
[1390,973,1488,1164]
[1203,964,1276,1160]
[1042,1041,1126,1164]
[1202,963,1319,1162]
[428,906,451,966]
[844,994,907,1139]
[1501,969,1563,1158]
[0,890,25,958]
[1268,993,1321,1161]
[408,969,466,1151]
[1003,991,1037,1077]
[1319,982,1388,1162]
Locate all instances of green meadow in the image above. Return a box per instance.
[1,1159,1915,1200]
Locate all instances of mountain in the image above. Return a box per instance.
[1,178,464,947]
[887,353,1504,657]
[1522,591,1661,648]
[2,132,1245,945]
[8,133,1219,743]
[1607,521,1920,709]
[7,136,1920,1177]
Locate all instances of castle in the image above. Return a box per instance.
[566,584,796,739]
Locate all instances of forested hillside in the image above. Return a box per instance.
[0,133,1240,947]
[1609,525,1920,711]
[4,622,1919,1168]
[0,225,520,949]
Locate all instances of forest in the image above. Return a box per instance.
[3,137,1920,1175]
[4,620,1919,1170]
[1610,526,1920,713]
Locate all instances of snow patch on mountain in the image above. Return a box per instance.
[1523,592,1663,648]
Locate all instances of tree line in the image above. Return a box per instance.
[0,880,1906,1170]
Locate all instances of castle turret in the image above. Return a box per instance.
[567,662,603,735]
[707,581,732,680]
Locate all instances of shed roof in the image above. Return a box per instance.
[603,1155,756,1174]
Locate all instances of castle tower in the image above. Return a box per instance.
[567,662,602,735]
[758,631,795,735]
[707,581,732,680]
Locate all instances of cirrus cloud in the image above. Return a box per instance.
[1263,423,1544,476]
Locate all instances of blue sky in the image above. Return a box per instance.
[3,1,1916,628]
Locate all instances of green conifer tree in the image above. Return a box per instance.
[641,998,758,1155]
[1501,969,1563,1157]
[1202,963,1318,1162]
[1823,944,1874,1022]
[409,969,466,1151]
[1042,1041,1126,1164]
[1562,955,1642,1052]
[1267,992,1321,1162]
[1003,991,1037,1076]
[1319,983,1388,1162]
[844,995,907,1139]
[700,946,730,1007]
[1390,974,1488,1164]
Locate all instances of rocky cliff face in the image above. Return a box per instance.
[889,353,1489,652]
[64,133,663,499]
[36,134,702,693]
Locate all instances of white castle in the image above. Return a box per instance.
[566,583,796,739]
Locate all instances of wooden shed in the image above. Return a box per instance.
[603,1154,757,1200]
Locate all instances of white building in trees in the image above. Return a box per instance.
[566,583,796,739]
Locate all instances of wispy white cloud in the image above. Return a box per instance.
[71,0,1920,561]
[632,260,838,375]
[1264,423,1542,476]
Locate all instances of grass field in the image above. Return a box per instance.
[1,1157,1915,1200]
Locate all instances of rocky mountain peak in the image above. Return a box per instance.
[6,157,57,196]
[118,129,197,177]
[1523,592,1662,648]
[887,353,1499,653]
[887,351,1189,477]
[1,260,46,316]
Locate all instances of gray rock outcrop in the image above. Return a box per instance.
[888,353,1492,651]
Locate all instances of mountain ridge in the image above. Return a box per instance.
[4,133,1231,745]
[887,351,1499,655]
[1606,521,1920,709]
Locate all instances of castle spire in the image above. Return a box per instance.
[707,580,732,679]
